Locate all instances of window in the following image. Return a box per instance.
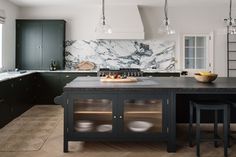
[183,35,209,70]
[0,24,2,69]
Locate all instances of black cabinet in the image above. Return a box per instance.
[37,73,62,104]
[62,90,169,152]
[36,72,97,104]
[11,75,34,118]
[0,74,35,128]
[0,81,12,127]
[16,20,65,70]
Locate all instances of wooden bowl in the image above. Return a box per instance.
[194,73,218,83]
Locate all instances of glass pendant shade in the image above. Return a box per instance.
[225,0,236,34]
[158,19,175,35]
[228,25,236,34]
[95,17,112,34]
[95,0,112,34]
[158,0,175,35]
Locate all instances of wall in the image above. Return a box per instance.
[19,5,231,76]
[139,6,229,76]
[0,0,19,70]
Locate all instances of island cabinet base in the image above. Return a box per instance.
[56,90,171,152]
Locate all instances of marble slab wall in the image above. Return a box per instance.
[65,40,175,70]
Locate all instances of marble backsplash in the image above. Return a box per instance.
[65,40,175,70]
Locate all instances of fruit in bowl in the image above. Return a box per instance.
[194,71,218,83]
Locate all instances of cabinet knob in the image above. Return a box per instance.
[119,116,123,119]
[65,75,70,78]
[113,116,117,119]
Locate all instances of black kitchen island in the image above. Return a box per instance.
[55,77,236,153]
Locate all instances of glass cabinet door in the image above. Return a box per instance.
[123,99,163,133]
[73,98,113,133]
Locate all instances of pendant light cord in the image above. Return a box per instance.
[102,0,105,25]
[230,0,232,24]
[164,0,168,25]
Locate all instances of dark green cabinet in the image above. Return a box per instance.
[11,75,34,118]
[16,20,65,70]
[37,73,62,104]
[0,72,97,128]
[36,72,97,104]
[0,74,35,128]
[0,81,12,127]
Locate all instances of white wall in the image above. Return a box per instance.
[0,0,19,70]
[140,6,228,76]
[19,5,231,76]
[19,6,101,40]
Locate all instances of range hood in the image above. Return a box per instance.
[95,5,144,39]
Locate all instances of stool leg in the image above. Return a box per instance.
[223,107,228,157]
[189,101,194,147]
[228,105,231,148]
[214,110,218,147]
[196,108,200,157]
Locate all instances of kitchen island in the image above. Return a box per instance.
[55,77,236,153]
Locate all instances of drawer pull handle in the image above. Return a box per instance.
[65,75,70,78]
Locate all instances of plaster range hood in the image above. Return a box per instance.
[95,5,144,39]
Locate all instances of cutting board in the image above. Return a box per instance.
[100,77,138,83]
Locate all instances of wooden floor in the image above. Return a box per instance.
[1,106,236,157]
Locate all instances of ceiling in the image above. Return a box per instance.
[8,0,231,7]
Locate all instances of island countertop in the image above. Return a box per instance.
[64,77,236,92]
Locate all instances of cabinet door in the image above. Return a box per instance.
[16,21,42,70]
[12,76,34,118]
[38,73,62,104]
[67,92,117,139]
[119,92,168,139]
[0,81,11,128]
[42,21,65,70]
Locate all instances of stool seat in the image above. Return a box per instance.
[189,100,230,157]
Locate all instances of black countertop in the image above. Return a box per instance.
[64,77,236,92]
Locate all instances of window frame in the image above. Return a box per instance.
[182,34,212,72]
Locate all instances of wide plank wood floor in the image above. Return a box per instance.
[1,106,236,157]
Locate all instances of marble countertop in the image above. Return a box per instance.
[0,69,183,83]
[0,71,36,82]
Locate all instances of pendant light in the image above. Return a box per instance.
[225,0,236,34]
[158,0,175,35]
[95,0,112,34]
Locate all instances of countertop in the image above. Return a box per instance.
[0,70,98,82]
[0,69,182,82]
[64,77,236,92]
[0,71,36,82]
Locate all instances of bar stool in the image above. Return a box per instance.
[189,100,230,157]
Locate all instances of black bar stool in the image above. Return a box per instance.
[189,101,230,157]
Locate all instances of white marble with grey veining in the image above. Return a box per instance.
[65,40,175,70]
